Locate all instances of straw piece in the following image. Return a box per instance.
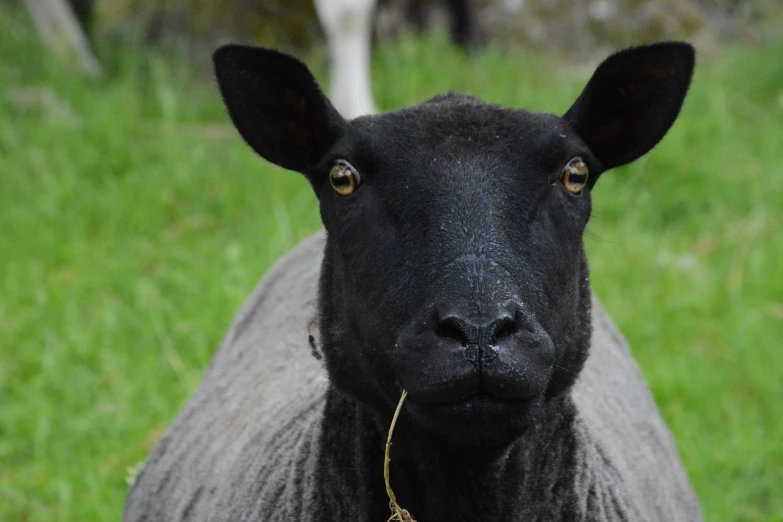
[384,390,417,522]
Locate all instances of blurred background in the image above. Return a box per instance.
[1,0,781,520]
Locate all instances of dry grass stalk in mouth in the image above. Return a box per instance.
[384,390,417,522]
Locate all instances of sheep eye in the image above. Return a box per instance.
[561,157,589,195]
[329,160,361,196]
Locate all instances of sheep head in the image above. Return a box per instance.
[213,42,694,449]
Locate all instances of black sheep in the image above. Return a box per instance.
[125,42,703,521]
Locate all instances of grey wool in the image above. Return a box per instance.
[124,233,702,522]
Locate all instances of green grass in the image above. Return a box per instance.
[1,7,782,521]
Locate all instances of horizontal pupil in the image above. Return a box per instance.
[568,172,586,184]
[332,174,352,187]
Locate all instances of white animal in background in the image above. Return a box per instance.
[314,0,481,119]
[314,0,379,119]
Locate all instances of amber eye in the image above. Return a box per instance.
[329,160,361,196]
[561,157,589,194]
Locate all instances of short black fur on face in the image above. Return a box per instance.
[213,42,694,449]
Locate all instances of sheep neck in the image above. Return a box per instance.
[316,386,585,521]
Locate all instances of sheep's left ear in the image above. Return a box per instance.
[563,42,695,171]
[213,44,346,192]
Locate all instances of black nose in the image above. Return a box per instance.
[394,302,555,406]
[436,311,518,348]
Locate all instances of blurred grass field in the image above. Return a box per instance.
[1,6,782,521]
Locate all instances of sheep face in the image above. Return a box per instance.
[315,102,595,447]
[214,43,694,449]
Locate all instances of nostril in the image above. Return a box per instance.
[436,313,518,347]
[436,316,469,346]
[487,316,518,344]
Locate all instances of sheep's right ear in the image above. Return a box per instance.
[213,45,345,190]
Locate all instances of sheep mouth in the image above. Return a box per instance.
[405,388,542,419]
[421,391,538,411]
[401,391,544,447]
[398,361,551,410]
[454,392,531,404]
